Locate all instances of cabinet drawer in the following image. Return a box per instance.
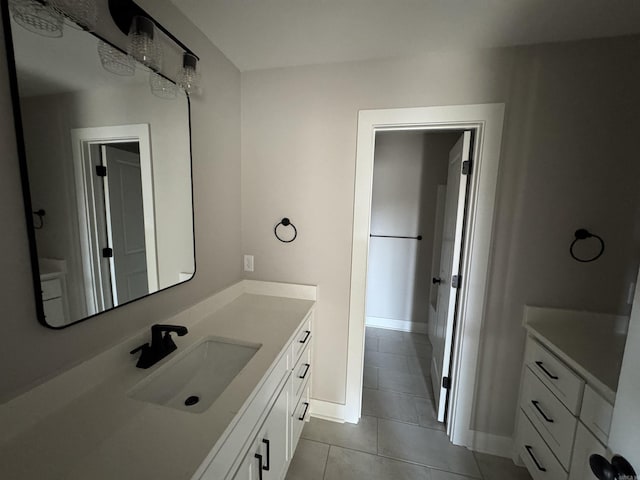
[292,342,312,398]
[568,422,606,480]
[521,368,577,469]
[290,381,310,457]
[292,312,312,362]
[41,278,62,301]
[517,412,568,480]
[580,385,613,445]
[526,338,584,414]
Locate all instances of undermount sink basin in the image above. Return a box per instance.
[129,337,261,413]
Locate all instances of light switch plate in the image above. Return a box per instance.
[243,255,254,272]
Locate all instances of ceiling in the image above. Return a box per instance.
[171,0,640,72]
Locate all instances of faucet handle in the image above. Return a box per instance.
[162,332,178,354]
[130,343,150,355]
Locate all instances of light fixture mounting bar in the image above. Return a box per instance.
[108,0,198,60]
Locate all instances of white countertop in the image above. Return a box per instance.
[0,289,314,480]
[524,306,629,403]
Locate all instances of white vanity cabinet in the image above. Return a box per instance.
[0,285,317,480]
[568,423,607,480]
[198,310,313,480]
[41,275,68,327]
[233,377,291,480]
[516,336,615,480]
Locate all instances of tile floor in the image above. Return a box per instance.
[286,326,531,480]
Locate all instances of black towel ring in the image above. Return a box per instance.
[570,228,605,263]
[274,217,297,243]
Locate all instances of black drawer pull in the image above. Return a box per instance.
[299,330,311,344]
[298,363,311,379]
[535,361,559,380]
[299,401,310,420]
[525,445,547,472]
[261,439,270,471]
[254,453,264,480]
[531,400,554,423]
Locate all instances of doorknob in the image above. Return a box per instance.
[432,277,442,285]
[590,454,637,480]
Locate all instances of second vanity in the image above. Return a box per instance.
[0,280,316,480]
[515,306,628,480]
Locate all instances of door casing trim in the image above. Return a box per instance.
[345,103,505,450]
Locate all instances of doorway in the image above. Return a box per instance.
[363,128,471,428]
[346,104,505,451]
[71,124,158,316]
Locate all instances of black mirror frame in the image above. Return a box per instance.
[1,0,197,329]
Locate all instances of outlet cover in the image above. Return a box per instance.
[243,255,254,272]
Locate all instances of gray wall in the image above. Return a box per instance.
[0,0,242,402]
[241,37,640,435]
[366,131,457,326]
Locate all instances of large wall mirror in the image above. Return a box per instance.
[3,0,196,328]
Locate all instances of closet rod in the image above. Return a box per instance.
[370,234,422,240]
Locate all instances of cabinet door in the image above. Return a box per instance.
[256,380,289,480]
[568,423,606,480]
[232,448,257,480]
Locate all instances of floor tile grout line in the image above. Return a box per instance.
[471,451,488,480]
[376,415,379,455]
[322,443,454,477]
[361,412,446,433]
[299,431,482,480]
[365,386,434,400]
[321,444,331,480]
[375,451,483,479]
[298,436,378,458]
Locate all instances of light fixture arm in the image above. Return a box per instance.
[108,0,198,61]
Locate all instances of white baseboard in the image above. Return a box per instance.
[465,430,514,458]
[310,399,347,423]
[365,316,427,334]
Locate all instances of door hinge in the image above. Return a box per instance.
[452,275,461,289]
[462,160,472,175]
[95,165,107,177]
[102,247,113,258]
[442,376,451,389]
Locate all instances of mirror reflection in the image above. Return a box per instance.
[9,15,195,327]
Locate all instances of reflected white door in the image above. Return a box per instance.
[430,131,471,423]
[606,275,640,474]
[101,144,149,305]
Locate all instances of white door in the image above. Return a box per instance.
[605,275,640,475]
[430,131,472,423]
[101,144,149,305]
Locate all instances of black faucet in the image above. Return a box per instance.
[130,324,189,369]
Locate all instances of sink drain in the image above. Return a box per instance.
[184,395,200,407]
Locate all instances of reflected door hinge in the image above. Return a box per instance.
[442,376,451,389]
[102,247,113,258]
[452,275,461,289]
[462,160,472,175]
[96,165,107,177]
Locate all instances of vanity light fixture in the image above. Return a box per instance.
[49,0,98,31]
[8,0,64,38]
[149,71,177,99]
[10,0,202,98]
[127,15,162,71]
[97,39,135,76]
[177,52,200,95]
